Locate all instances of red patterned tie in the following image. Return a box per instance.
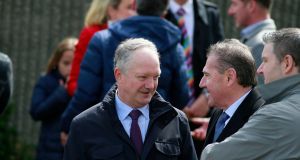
[129,110,143,155]
[177,7,195,105]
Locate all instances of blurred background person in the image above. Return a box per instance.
[0,52,13,114]
[166,0,224,118]
[30,38,77,160]
[67,0,136,96]
[165,0,224,155]
[227,0,276,84]
[62,0,136,145]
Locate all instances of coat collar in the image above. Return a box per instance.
[101,84,179,157]
[240,19,276,42]
[257,74,300,104]
[101,84,177,119]
[205,88,264,143]
[195,0,209,25]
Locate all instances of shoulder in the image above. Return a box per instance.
[0,52,11,64]
[248,89,265,109]
[195,0,219,12]
[0,53,12,79]
[36,72,55,82]
[0,53,12,74]
[202,1,219,9]
[173,107,189,124]
[89,29,113,45]
[72,102,104,126]
[81,24,107,35]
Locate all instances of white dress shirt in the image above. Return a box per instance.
[115,91,150,142]
[169,0,195,50]
[223,90,251,126]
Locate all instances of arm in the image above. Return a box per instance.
[67,27,99,96]
[0,53,13,114]
[191,117,210,140]
[170,44,190,109]
[30,75,70,121]
[201,106,280,160]
[63,118,86,160]
[178,111,198,160]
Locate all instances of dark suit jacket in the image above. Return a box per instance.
[203,88,265,149]
[64,85,197,160]
[165,0,224,97]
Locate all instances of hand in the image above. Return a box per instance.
[59,78,68,89]
[60,132,68,146]
[190,117,210,140]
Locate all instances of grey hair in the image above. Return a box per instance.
[207,39,257,87]
[114,38,160,73]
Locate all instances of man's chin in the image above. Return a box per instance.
[207,98,215,108]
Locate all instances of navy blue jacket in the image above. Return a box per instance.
[64,85,197,160]
[30,70,70,160]
[61,16,189,133]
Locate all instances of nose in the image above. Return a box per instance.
[257,63,263,75]
[145,78,155,89]
[227,6,233,16]
[199,76,206,88]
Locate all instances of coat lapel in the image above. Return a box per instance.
[141,95,177,159]
[217,89,263,141]
[204,109,222,146]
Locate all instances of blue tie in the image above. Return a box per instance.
[213,112,230,142]
[129,110,143,155]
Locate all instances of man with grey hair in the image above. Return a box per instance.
[64,38,197,159]
[192,39,264,157]
[0,52,13,114]
[201,28,300,159]
[61,0,190,137]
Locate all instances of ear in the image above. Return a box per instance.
[281,54,296,74]
[107,5,115,20]
[225,68,237,86]
[114,67,122,82]
[246,0,256,13]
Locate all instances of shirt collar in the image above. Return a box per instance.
[224,90,251,118]
[169,0,193,16]
[241,19,273,37]
[115,90,149,121]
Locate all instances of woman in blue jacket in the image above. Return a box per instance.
[30,37,77,160]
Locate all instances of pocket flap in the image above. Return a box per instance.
[155,141,180,156]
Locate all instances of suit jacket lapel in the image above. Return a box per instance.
[204,109,222,146]
[217,89,262,141]
[141,98,177,159]
[104,95,135,152]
